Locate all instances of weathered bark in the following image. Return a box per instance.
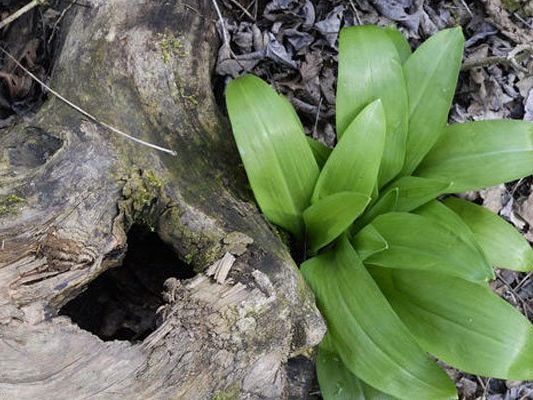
[0,1,325,399]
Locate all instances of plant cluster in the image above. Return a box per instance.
[226,25,533,400]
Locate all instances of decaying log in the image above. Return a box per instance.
[0,1,325,398]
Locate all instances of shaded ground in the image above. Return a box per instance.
[213,0,532,399]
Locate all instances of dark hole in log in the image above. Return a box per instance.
[59,224,196,342]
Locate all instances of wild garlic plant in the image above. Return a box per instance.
[226,25,533,400]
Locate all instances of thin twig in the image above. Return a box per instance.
[476,375,487,395]
[209,0,230,46]
[495,270,532,317]
[312,96,322,137]
[513,11,533,30]
[515,271,532,291]
[182,4,202,17]
[461,47,533,71]
[0,0,46,30]
[228,0,255,21]
[458,0,473,17]
[508,177,524,199]
[481,377,491,399]
[348,0,361,25]
[48,0,76,45]
[0,46,177,156]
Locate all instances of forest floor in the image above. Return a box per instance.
[213,0,533,399]
[0,0,531,399]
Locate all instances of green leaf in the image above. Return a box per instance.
[351,224,388,261]
[414,200,481,248]
[385,176,450,212]
[413,200,494,280]
[337,25,408,186]
[307,137,332,169]
[363,212,493,283]
[384,26,411,64]
[304,192,370,252]
[226,75,319,238]
[363,176,450,223]
[301,238,456,400]
[317,344,398,400]
[444,197,533,271]
[415,120,533,193]
[401,27,464,175]
[313,100,386,202]
[371,268,533,380]
[354,188,398,230]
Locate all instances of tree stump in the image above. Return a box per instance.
[0,1,325,398]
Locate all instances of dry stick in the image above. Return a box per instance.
[48,0,77,45]
[228,0,255,21]
[481,377,491,400]
[312,96,322,137]
[513,11,533,30]
[348,0,362,25]
[210,0,229,46]
[495,270,532,317]
[0,0,46,30]
[0,47,177,156]
[458,0,473,17]
[209,0,248,72]
[515,271,532,291]
[461,48,533,71]
[476,376,487,397]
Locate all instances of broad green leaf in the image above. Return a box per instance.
[226,75,319,238]
[337,25,408,186]
[355,188,398,229]
[444,197,533,271]
[416,120,533,193]
[384,26,411,63]
[313,100,386,202]
[371,268,533,380]
[301,238,457,400]
[352,224,388,260]
[304,192,370,252]
[307,137,332,168]
[363,212,493,283]
[413,200,477,244]
[385,176,450,212]
[317,344,398,400]
[368,176,450,220]
[401,27,464,175]
[414,200,494,280]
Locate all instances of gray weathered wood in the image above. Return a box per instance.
[0,1,325,398]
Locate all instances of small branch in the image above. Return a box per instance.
[312,96,322,137]
[0,46,177,156]
[495,270,532,317]
[458,0,473,17]
[515,271,532,291]
[48,0,77,45]
[227,0,255,21]
[0,0,46,30]
[461,47,533,72]
[348,0,362,25]
[209,0,230,47]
